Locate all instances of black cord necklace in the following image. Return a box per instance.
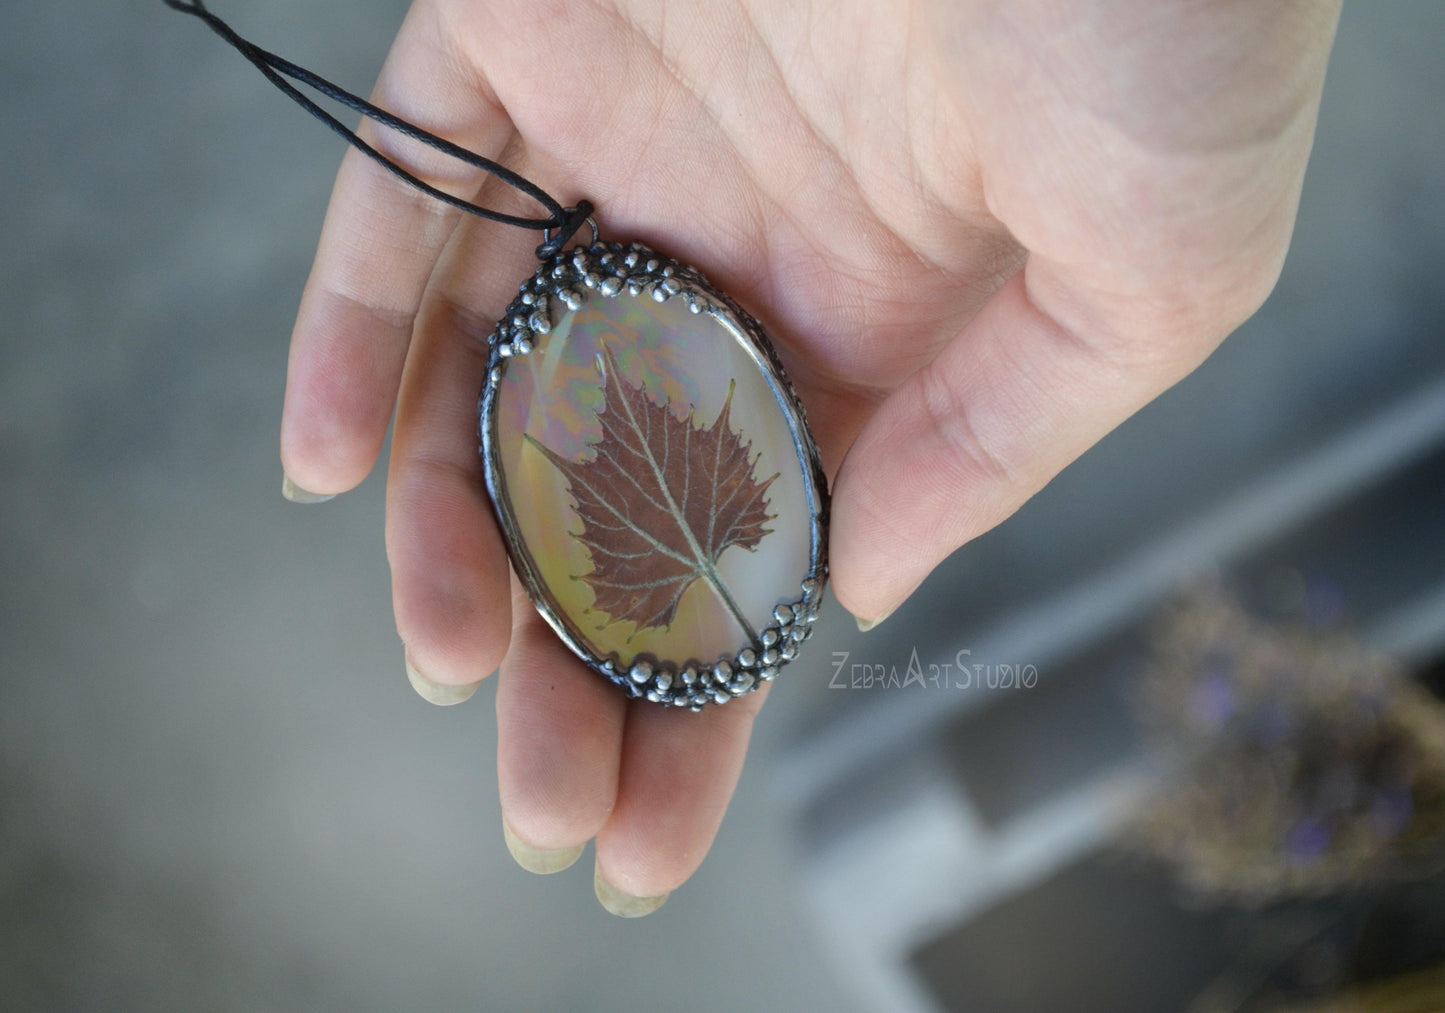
[167,0,828,710]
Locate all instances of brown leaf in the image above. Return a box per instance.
[526,343,777,637]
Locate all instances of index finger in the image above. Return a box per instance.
[279,2,514,497]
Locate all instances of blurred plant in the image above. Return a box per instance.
[1127,582,1445,905]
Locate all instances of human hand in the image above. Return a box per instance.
[278,0,1340,914]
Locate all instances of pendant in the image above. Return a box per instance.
[479,240,828,708]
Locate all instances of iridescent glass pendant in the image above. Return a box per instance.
[480,241,828,708]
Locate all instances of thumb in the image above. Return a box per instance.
[827,259,1246,629]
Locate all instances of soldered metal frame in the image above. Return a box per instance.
[478,240,828,710]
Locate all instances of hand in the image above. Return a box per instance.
[278,0,1341,913]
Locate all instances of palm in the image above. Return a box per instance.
[280,0,1339,909]
[425,1,1010,467]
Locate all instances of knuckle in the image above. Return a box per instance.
[916,365,1016,492]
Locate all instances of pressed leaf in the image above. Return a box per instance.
[526,343,776,636]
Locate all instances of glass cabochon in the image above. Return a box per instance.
[481,244,826,706]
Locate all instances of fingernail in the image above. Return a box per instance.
[594,861,668,918]
[502,821,584,875]
[282,473,336,504]
[405,654,481,706]
[856,606,896,633]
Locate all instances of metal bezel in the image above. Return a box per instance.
[478,240,829,709]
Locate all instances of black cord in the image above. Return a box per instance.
[163,0,594,258]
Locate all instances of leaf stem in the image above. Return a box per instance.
[700,560,760,647]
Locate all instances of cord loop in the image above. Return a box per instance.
[164,0,589,257]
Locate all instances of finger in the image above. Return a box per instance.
[384,210,534,689]
[280,2,513,495]
[829,258,1240,628]
[593,684,770,911]
[496,584,626,871]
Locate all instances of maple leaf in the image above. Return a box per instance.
[525,343,777,638]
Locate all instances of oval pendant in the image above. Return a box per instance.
[479,241,828,708]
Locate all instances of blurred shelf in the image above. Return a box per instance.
[789,373,1445,1013]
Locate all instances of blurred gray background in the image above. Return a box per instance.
[3,2,1444,1011]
